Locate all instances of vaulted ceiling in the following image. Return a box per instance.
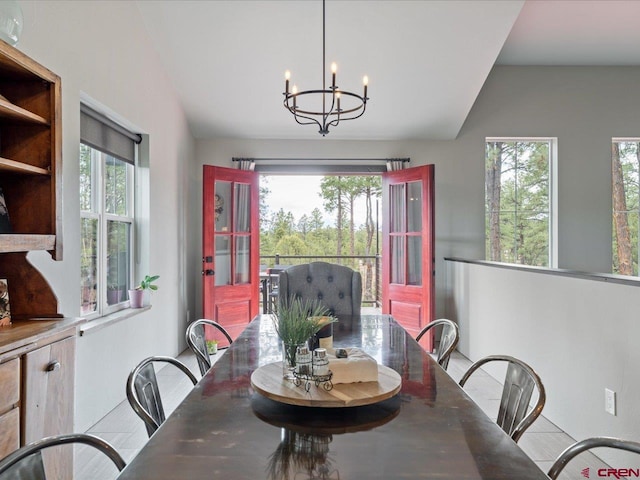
[135,1,640,141]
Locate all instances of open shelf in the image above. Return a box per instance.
[0,97,48,125]
[0,157,50,175]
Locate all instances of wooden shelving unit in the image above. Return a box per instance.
[0,38,62,319]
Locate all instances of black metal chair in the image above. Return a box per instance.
[0,433,126,479]
[126,356,198,437]
[458,354,546,443]
[185,319,233,377]
[415,318,459,370]
[547,437,640,479]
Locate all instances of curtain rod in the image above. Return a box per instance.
[232,157,410,163]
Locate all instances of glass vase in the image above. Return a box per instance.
[282,341,305,380]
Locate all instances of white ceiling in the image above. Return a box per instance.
[135,0,640,141]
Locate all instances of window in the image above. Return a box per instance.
[612,139,639,276]
[80,105,140,316]
[485,138,554,267]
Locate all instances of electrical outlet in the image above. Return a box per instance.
[605,388,616,416]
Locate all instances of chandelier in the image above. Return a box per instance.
[283,0,369,136]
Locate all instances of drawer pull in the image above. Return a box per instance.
[46,361,60,372]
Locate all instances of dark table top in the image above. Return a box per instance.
[117,314,548,479]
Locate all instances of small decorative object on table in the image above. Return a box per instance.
[0,278,11,326]
[273,296,336,380]
[293,348,333,392]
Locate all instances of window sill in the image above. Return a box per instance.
[79,306,151,337]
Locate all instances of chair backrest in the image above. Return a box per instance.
[126,356,198,437]
[0,433,126,479]
[185,319,233,376]
[458,354,546,443]
[547,437,640,479]
[415,319,459,370]
[278,262,362,317]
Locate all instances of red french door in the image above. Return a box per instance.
[382,165,435,350]
[203,166,259,346]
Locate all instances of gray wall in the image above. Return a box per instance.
[17,1,196,432]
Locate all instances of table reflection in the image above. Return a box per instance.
[252,395,401,480]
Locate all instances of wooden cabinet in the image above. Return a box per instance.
[0,357,20,458]
[0,40,71,474]
[0,323,78,476]
[0,39,62,321]
[23,335,75,478]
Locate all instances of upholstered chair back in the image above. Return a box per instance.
[278,262,362,317]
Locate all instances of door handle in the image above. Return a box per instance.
[46,361,60,372]
[203,269,215,276]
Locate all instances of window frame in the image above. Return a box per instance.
[485,136,557,268]
[80,144,136,318]
[611,137,640,276]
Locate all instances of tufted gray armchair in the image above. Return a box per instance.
[278,261,362,317]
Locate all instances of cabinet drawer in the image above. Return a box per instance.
[0,407,19,459]
[0,357,19,413]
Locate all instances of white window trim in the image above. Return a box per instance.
[485,136,558,268]
[81,146,136,319]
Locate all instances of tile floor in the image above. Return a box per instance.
[74,350,611,480]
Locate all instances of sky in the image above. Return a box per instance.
[260,175,373,228]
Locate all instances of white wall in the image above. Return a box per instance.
[16,1,195,432]
[447,260,640,466]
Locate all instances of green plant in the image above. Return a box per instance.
[136,274,159,291]
[273,296,335,367]
[206,339,218,354]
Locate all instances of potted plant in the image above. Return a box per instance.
[107,283,122,305]
[273,296,335,379]
[128,274,159,308]
[206,339,218,355]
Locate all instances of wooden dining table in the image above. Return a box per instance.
[116,314,549,479]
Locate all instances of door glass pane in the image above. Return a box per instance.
[235,236,250,284]
[80,217,97,314]
[105,155,131,216]
[215,236,231,286]
[235,183,251,233]
[391,236,405,284]
[215,181,231,232]
[407,235,422,286]
[106,220,131,305]
[407,181,422,232]
[390,184,405,233]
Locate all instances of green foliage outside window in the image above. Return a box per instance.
[485,140,551,267]
[612,141,639,276]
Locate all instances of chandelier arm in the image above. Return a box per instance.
[284,90,364,116]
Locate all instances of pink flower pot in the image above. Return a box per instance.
[128,289,144,308]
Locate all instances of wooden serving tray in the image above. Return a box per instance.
[250,361,402,408]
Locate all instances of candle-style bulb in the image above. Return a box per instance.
[363,75,369,86]
[331,62,337,89]
[292,85,298,95]
[285,70,291,80]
